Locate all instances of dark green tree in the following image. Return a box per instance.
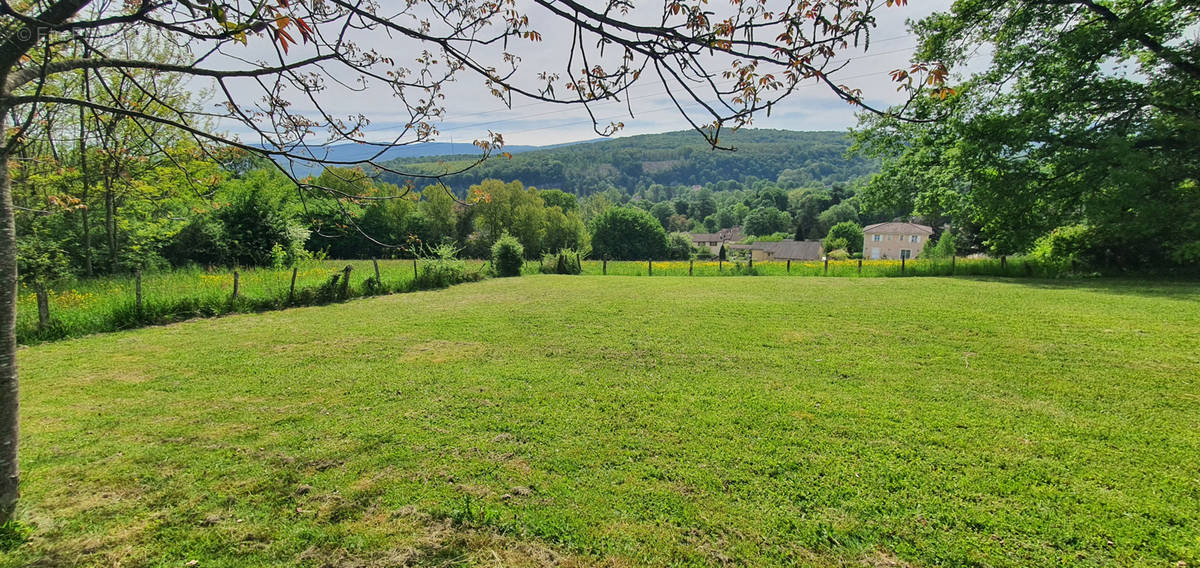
[825,221,864,254]
[649,201,676,230]
[539,189,578,212]
[590,207,667,260]
[743,207,793,236]
[854,0,1200,267]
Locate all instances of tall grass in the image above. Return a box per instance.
[16,259,487,345]
[17,256,1070,345]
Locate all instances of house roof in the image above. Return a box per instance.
[862,222,934,235]
[689,226,744,243]
[731,239,823,260]
[759,240,823,260]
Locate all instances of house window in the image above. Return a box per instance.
[911,235,920,243]
[900,249,912,259]
[872,234,881,242]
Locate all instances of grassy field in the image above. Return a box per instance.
[16,259,490,344]
[6,276,1200,567]
[19,256,1060,345]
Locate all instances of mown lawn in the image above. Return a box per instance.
[5,276,1200,567]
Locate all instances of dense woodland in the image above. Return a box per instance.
[376,130,877,197]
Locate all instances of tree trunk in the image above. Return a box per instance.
[35,286,49,333]
[0,113,21,523]
[79,92,92,277]
[104,172,115,271]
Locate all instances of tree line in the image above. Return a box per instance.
[376,129,878,198]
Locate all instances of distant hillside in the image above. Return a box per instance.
[273,140,594,177]
[375,129,875,195]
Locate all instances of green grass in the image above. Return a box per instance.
[6,276,1199,567]
[16,259,488,345]
[19,256,1061,346]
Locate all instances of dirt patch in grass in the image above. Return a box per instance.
[399,340,487,364]
[860,550,911,567]
[301,510,622,568]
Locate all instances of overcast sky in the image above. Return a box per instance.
[211,1,955,149]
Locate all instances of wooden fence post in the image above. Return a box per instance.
[232,270,240,300]
[35,285,49,333]
[901,257,906,275]
[787,260,791,273]
[373,258,381,285]
[413,258,418,280]
[648,259,653,276]
[748,255,753,270]
[951,255,956,275]
[1001,255,1007,271]
[341,265,353,299]
[135,269,143,314]
[289,267,298,303]
[689,259,693,276]
[858,259,862,275]
[719,258,723,272]
[824,258,829,275]
[602,259,607,275]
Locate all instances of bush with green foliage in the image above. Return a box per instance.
[491,233,525,277]
[824,221,863,254]
[16,234,71,288]
[218,188,308,267]
[590,207,667,260]
[827,248,851,260]
[417,243,473,288]
[1030,225,1091,267]
[929,230,957,259]
[824,238,849,253]
[540,249,583,275]
[665,232,695,260]
[164,217,230,267]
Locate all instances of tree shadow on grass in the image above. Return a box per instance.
[0,520,31,552]
[997,277,1200,303]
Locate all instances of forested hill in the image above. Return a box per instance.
[375,129,875,195]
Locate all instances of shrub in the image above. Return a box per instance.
[827,248,850,260]
[823,237,848,254]
[927,230,957,259]
[590,207,667,260]
[16,234,71,288]
[217,188,307,267]
[665,232,695,260]
[491,233,525,277]
[825,221,863,254]
[417,243,469,288]
[1030,224,1091,267]
[540,249,583,275]
[729,261,759,276]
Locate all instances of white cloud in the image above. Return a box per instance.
[208,0,953,148]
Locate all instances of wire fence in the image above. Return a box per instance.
[571,255,1063,278]
[19,254,1071,345]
